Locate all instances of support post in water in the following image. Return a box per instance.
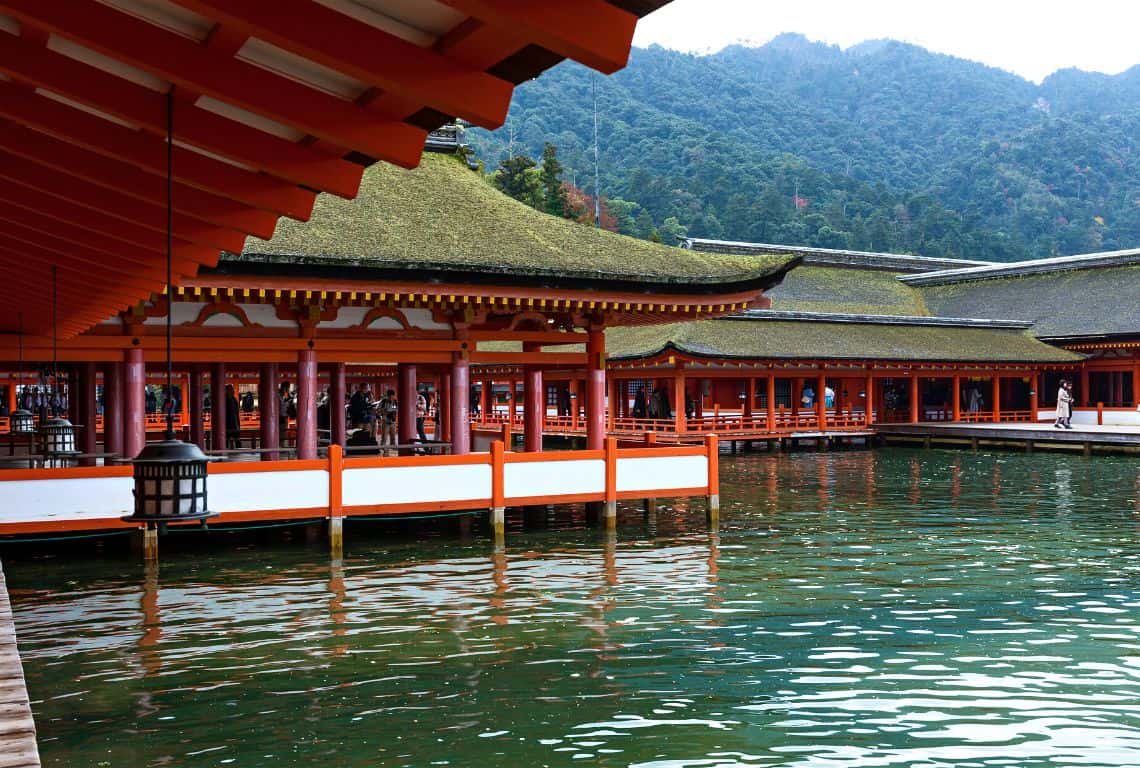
[490,440,506,547]
[328,444,344,559]
[705,433,720,528]
[604,437,618,528]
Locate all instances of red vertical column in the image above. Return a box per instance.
[909,375,921,424]
[524,365,543,453]
[1079,367,1090,407]
[259,363,279,459]
[329,362,346,447]
[767,374,777,431]
[189,366,205,448]
[864,373,874,426]
[952,374,962,422]
[450,354,470,455]
[297,350,318,460]
[817,373,827,430]
[1029,372,1039,420]
[586,330,606,451]
[210,362,226,452]
[397,363,417,445]
[991,375,1002,423]
[104,362,124,457]
[439,372,452,442]
[78,362,97,460]
[1132,363,1140,407]
[6,376,16,415]
[124,349,146,459]
[673,369,686,433]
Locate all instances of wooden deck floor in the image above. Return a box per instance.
[0,562,39,768]
[876,422,1140,453]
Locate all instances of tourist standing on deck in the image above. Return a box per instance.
[378,389,398,450]
[415,388,428,443]
[278,381,293,447]
[225,384,241,449]
[1055,379,1073,429]
[348,383,374,436]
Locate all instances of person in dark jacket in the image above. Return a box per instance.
[225,384,241,449]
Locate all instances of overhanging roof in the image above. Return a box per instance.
[0,0,670,337]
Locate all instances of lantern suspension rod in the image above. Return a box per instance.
[51,266,57,398]
[165,90,174,440]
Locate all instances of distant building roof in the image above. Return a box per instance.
[683,238,994,272]
[764,265,929,316]
[224,154,796,295]
[912,251,1140,340]
[606,310,1083,365]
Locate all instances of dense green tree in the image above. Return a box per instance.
[539,143,570,218]
[469,36,1140,260]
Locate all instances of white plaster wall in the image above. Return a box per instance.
[343,464,492,507]
[504,459,604,500]
[208,470,329,513]
[0,476,133,525]
[320,306,370,329]
[401,308,451,331]
[616,456,708,493]
[1052,408,1140,426]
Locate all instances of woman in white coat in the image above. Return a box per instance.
[1054,380,1073,429]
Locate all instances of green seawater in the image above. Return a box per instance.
[7,448,1140,767]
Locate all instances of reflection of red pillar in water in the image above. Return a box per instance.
[909,458,921,504]
[329,564,347,657]
[139,563,161,678]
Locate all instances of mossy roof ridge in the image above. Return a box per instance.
[605,319,1083,364]
[765,266,929,316]
[234,153,795,291]
[919,265,1140,338]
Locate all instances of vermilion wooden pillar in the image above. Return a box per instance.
[439,372,451,442]
[1079,367,1090,406]
[952,374,962,422]
[124,348,146,459]
[188,366,205,448]
[673,368,686,433]
[991,375,1001,423]
[297,350,317,460]
[524,365,543,452]
[397,363,417,444]
[864,373,874,426]
[766,374,776,429]
[78,362,97,461]
[104,362,124,457]
[816,373,827,429]
[450,354,470,455]
[5,376,15,415]
[1029,372,1039,419]
[745,376,755,419]
[586,331,606,450]
[259,362,279,458]
[330,362,346,447]
[909,375,920,424]
[606,377,617,430]
[1132,363,1140,407]
[210,362,226,452]
[569,379,579,431]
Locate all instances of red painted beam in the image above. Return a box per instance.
[0,129,279,238]
[0,32,364,198]
[0,206,211,273]
[435,0,637,74]
[0,82,316,219]
[0,176,247,253]
[2,0,429,167]
[170,0,514,129]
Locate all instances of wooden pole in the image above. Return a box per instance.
[296,350,317,460]
[439,371,451,442]
[1029,372,1039,421]
[124,348,146,459]
[816,372,827,430]
[766,374,776,432]
[210,361,226,452]
[586,331,606,450]
[397,363,417,445]
[952,374,962,422]
[909,374,920,424]
[991,375,1001,424]
[864,372,874,427]
[524,365,543,452]
[450,354,471,455]
[329,361,346,447]
[673,368,686,434]
[259,362,279,459]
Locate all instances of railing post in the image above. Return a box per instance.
[501,421,512,449]
[644,431,656,447]
[328,443,344,559]
[705,434,720,528]
[1097,401,1104,426]
[604,436,618,527]
[490,440,505,548]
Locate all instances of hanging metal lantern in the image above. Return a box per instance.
[9,407,35,435]
[40,416,79,468]
[125,438,215,523]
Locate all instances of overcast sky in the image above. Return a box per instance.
[632,0,1140,83]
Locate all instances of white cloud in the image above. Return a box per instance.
[633,0,1140,83]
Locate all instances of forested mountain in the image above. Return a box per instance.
[468,35,1140,261]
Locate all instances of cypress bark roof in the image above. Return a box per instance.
[765,266,929,316]
[226,153,795,294]
[917,263,1140,339]
[605,312,1083,364]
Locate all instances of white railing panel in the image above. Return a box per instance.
[209,470,329,513]
[616,455,707,494]
[343,464,492,507]
[504,459,605,500]
[0,476,133,525]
